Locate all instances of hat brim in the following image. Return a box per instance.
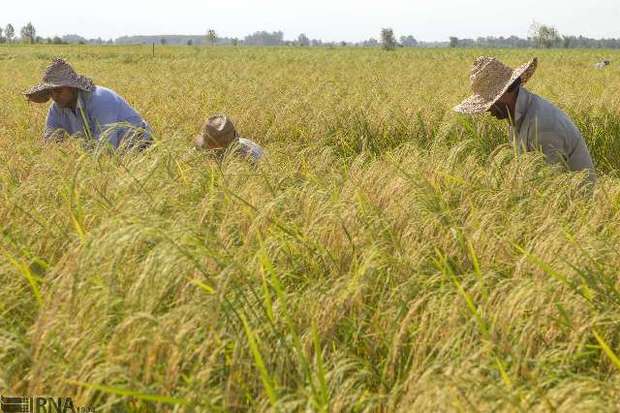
[23,76,95,104]
[453,57,538,114]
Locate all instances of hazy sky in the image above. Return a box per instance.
[2,0,619,42]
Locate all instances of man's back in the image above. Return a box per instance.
[513,88,595,177]
[236,137,264,163]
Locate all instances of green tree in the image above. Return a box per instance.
[381,28,396,51]
[5,24,15,43]
[297,33,309,47]
[400,35,418,47]
[206,29,217,45]
[449,36,459,48]
[528,21,561,48]
[20,22,36,44]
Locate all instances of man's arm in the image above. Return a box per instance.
[534,131,569,166]
[43,104,67,142]
[534,130,596,186]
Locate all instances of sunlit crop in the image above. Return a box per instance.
[1,45,620,412]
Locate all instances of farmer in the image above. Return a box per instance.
[454,57,596,184]
[23,58,151,150]
[594,59,611,69]
[194,114,264,163]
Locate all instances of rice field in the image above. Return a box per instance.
[2,44,620,412]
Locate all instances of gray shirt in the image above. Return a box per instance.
[510,87,595,181]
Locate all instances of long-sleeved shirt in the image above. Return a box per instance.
[44,86,151,149]
[510,87,595,181]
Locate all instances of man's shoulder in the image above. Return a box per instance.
[88,86,124,104]
[237,137,264,160]
[239,137,263,150]
[530,88,583,142]
[526,91,575,132]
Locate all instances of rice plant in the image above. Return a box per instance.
[1,44,620,411]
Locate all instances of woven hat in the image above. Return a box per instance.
[23,58,95,103]
[194,114,239,148]
[454,56,538,114]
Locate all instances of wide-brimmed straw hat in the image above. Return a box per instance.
[454,56,538,114]
[23,58,95,103]
[194,114,239,148]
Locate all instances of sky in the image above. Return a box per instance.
[2,0,619,42]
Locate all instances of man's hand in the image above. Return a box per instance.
[42,128,68,143]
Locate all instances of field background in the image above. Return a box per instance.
[2,45,620,412]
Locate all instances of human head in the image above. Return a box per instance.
[453,56,537,119]
[50,86,78,108]
[23,58,94,104]
[488,77,521,121]
[194,115,239,150]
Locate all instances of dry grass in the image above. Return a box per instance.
[1,45,620,412]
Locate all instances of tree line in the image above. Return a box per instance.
[0,22,46,44]
[0,22,114,44]
[447,22,620,49]
[3,21,620,49]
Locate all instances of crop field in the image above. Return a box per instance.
[2,45,620,412]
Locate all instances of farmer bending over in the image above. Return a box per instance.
[454,57,596,184]
[24,58,151,150]
[194,114,264,163]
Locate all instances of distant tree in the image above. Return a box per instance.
[340,41,347,47]
[381,28,396,50]
[186,39,193,46]
[244,31,284,46]
[361,38,379,47]
[297,33,310,47]
[562,35,572,49]
[449,36,459,48]
[52,36,64,44]
[400,35,418,47]
[231,37,239,46]
[0,27,4,43]
[20,22,36,44]
[60,34,87,44]
[528,21,561,48]
[160,38,167,45]
[206,29,217,45]
[5,24,15,43]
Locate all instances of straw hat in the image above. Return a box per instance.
[454,56,538,114]
[23,58,95,103]
[194,115,239,148]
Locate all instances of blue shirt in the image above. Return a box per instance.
[237,138,264,163]
[45,86,151,148]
